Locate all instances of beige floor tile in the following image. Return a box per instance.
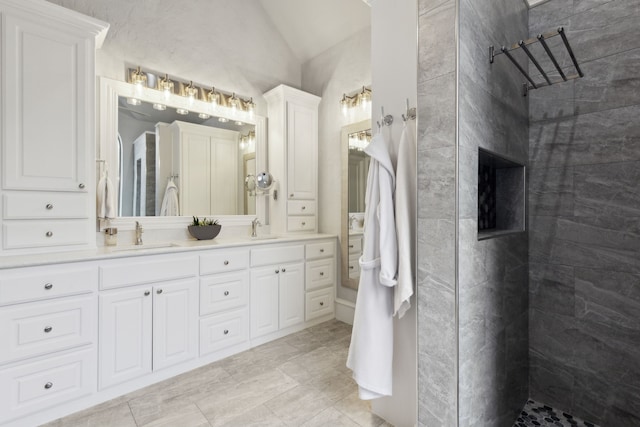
[334,391,386,427]
[220,404,286,427]
[42,402,137,427]
[310,372,357,403]
[139,402,210,427]
[264,385,333,426]
[301,407,362,427]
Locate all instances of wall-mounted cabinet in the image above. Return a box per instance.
[264,85,321,234]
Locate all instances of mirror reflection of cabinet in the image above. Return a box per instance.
[169,121,240,216]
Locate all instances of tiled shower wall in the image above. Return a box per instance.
[528,1,640,426]
[458,0,529,426]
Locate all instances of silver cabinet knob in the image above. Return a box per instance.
[223,329,229,335]
[282,268,286,273]
[302,222,306,226]
[44,382,53,389]
[320,249,324,253]
[157,289,163,294]
[349,266,355,270]
[46,203,53,210]
[319,302,324,306]
[78,183,85,189]
[224,291,230,296]
[44,283,53,290]
[349,245,354,248]
[44,326,53,333]
[45,231,53,237]
[275,269,280,274]
[144,290,150,296]
[224,260,229,265]
[290,193,294,198]
[320,272,324,276]
[301,206,306,210]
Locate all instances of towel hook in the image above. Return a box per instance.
[377,106,393,129]
[402,98,416,122]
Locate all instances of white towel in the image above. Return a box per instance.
[394,122,416,318]
[96,171,116,219]
[160,179,180,216]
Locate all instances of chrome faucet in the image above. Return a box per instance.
[135,221,144,245]
[251,218,261,237]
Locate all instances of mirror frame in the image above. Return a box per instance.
[341,119,371,290]
[97,77,268,230]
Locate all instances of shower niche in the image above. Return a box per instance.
[477,148,525,240]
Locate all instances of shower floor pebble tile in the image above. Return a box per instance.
[514,399,600,427]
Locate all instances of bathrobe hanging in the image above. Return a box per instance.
[96,168,116,219]
[394,122,416,318]
[346,129,398,400]
[160,178,180,216]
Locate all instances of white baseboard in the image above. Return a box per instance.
[335,298,355,325]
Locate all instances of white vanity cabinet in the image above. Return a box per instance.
[0,0,108,254]
[264,85,321,234]
[249,244,305,339]
[98,255,198,389]
[305,241,336,320]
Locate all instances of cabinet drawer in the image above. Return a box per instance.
[250,245,304,267]
[3,220,89,249]
[3,192,88,219]
[200,249,249,275]
[0,348,95,423]
[0,295,95,365]
[348,236,362,254]
[200,309,248,355]
[200,271,249,316]
[287,216,316,232]
[305,258,335,291]
[305,288,334,321]
[287,200,316,216]
[100,254,197,290]
[306,241,335,260]
[349,255,361,279]
[0,265,97,306]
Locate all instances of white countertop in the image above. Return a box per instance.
[0,233,337,270]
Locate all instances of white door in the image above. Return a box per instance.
[286,103,316,200]
[3,15,90,191]
[278,262,305,329]
[250,267,280,338]
[152,278,198,371]
[99,286,152,389]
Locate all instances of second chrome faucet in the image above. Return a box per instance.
[135,221,144,245]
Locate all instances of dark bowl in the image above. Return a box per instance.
[188,224,221,240]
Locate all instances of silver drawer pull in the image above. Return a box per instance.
[44,382,53,390]
[320,249,324,253]
[223,329,229,335]
[144,290,150,296]
[78,183,85,189]
[349,266,355,269]
[275,269,280,274]
[290,193,294,198]
[224,291,230,296]
[44,326,53,333]
[349,245,354,248]
[46,231,53,237]
[301,206,306,210]
[46,203,53,210]
[319,302,324,306]
[157,289,163,294]
[44,283,53,290]
[224,260,229,265]
[302,222,306,226]
[282,268,286,273]
[320,272,324,276]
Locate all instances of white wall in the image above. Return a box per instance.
[301,27,372,303]
[46,0,302,116]
[370,0,418,426]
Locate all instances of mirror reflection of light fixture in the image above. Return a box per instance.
[176,108,189,115]
[218,117,229,123]
[239,136,248,150]
[340,86,372,116]
[235,121,244,126]
[127,97,141,106]
[159,74,174,99]
[349,130,372,151]
[130,66,147,89]
[153,103,166,111]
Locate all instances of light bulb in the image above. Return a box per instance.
[218,117,229,123]
[340,94,349,116]
[153,103,166,111]
[185,81,197,103]
[198,113,211,119]
[176,108,189,115]
[159,74,174,99]
[239,137,247,150]
[127,98,141,106]
[208,87,217,105]
[236,121,244,126]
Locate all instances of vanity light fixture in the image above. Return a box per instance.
[358,86,371,109]
[246,97,255,116]
[126,97,141,106]
[340,86,372,116]
[235,121,244,126]
[207,86,218,104]
[198,112,211,119]
[159,74,174,99]
[185,81,198,103]
[218,117,229,123]
[130,66,147,89]
[229,93,240,112]
[176,108,189,115]
[239,136,248,150]
[152,103,166,111]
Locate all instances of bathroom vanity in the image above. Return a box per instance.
[0,235,337,426]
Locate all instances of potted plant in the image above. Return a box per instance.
[188,216,222,240]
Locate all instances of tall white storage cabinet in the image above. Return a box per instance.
[0,0,108,254]
[264,85,320,234]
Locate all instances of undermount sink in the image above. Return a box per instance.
[109,242,179,252]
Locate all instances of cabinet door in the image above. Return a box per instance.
[180,131,211,215]
[286,103,316,200]
[153,278,198,371]
[99,286,152,389]
[3,15,90,191]
[279,262,305,329]
[250,267,279,338]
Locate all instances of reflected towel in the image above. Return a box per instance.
[96,172,116,219]
[160,179,180,216]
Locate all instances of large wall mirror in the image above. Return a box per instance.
[98,77,267,227]
[341,119,371,290]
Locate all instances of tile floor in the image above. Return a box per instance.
[514,399,600,427]
[45,320,392,427]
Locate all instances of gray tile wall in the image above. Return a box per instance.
[417,0,458,425]
[528,1,640,426]
[458,0,529,426]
